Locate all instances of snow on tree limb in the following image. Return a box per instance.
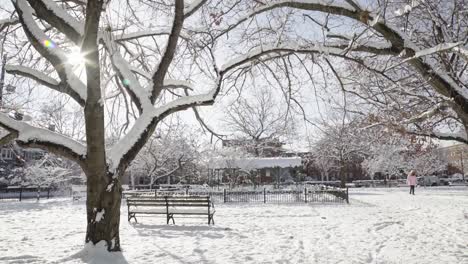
[27,0,84,44]
[405,130,468,145]
[0,131,18,146]
[402,103,450,124]
[128,66,192,91]
[5,65,86,106]
[387,42,466,71]
[184,0,207,18]
[0,18,19,32]
[0,113,87,161]
[101,32,152,113]
[12,0,87,102]
[6,65,59,86]
[163,79,194,91]
[220,42,394,73]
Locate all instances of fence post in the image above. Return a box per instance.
[223,189,227,203]
[47,187,50,199]
[304,187,307,203]
[19,186,23,201]
[263,188,266,203]
[346,187,349,204]
[37,186,40,201]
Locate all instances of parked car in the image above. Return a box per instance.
[418,176,440,186]
[449,173,465,183]
[439,178,451,186]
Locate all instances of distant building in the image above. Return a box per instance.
[210,157,302,185]
[301,153,367,182]
[438,143,468,175]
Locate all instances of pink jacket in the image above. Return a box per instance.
[407,175,417,186]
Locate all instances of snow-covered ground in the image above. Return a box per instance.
[0,187,467,264]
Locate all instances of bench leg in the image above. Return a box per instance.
[208,214,214,225]
[128,213,137,223]
[167,214,175,225]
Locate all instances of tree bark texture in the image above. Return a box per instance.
[85,170,123,251]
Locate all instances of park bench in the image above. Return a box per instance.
[126,195,215,225]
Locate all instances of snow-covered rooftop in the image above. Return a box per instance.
[212,157,302,170]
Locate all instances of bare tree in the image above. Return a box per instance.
[312,114,372,187]
[129,119,201,186]
[362,134,446,179]
[223,87,295,156]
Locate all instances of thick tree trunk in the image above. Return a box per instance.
[340,161,346,188]
[85,170,123,251]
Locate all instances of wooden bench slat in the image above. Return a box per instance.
[127,195,215,225]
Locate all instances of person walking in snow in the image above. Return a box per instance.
[407,170,417,195]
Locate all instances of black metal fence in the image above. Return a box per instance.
[0,186,52,201]
[125,187,349,204]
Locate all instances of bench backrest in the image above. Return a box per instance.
[127,196,212,207]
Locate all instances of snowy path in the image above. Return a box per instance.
[0,187,467,263]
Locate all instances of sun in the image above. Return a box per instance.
[67,47,85,65]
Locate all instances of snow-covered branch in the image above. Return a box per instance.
[0,18,19,32]
[163,79,194,91]
[220,42,394,73]
[26,0,84,44]
[129,67,193,91]
[402,103,450,125]
[406,130,468,145]
[101,32,152,112]
[184,0,207,18]
[5,65,86,106]
[0,113,87,162]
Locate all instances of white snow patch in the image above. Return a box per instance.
[94,208,105,223]
[67,241,127,264]
[0,189,467,263]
